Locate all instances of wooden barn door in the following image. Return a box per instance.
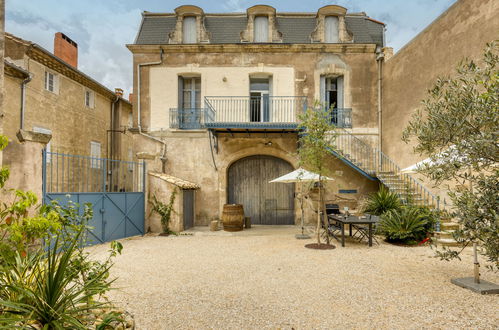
[228,155,294,225]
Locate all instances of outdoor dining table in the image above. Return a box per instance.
[328,214,378,247]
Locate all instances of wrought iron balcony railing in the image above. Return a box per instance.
[169,108,204,129]
[204,96,307,129]
[331,108,352,128]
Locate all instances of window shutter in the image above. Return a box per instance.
[178,76,184,109]
[183,16,196,43]
[325,16,339,43]
[337,76,344,108]
[320,76,326,106]
[254,16,269,42]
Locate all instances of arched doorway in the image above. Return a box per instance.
[228,155,294,225]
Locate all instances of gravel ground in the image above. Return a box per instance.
[89,226,499,329]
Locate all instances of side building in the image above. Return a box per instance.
[129,5,392,230]
[2,32,134,197]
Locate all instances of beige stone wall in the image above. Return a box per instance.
[136,49,380,138]
[0,0,4,165]
[148,130,379,228]
[147,174,184,233]
[382,0,499,169]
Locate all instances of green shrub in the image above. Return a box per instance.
[362,186,401,216]
[0,226,122,328]
[379,206,438,243]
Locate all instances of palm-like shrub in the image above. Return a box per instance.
[362,186,401,216]
[378,207,432,242]
[0,228,117,328]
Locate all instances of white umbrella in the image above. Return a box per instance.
[270,168,334,239]
[401,145,465,174]
[269,168,334,183]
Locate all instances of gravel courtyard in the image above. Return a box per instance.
[89,226,498,329]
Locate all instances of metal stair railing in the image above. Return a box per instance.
[332,126,441,230]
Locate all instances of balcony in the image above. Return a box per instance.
[204,96,307,130]
[169,102,352,131]
[330,108,352,128]
[169,108,205,129]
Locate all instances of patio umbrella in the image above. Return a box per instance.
[270,168,334,239]
[401,145,464,174]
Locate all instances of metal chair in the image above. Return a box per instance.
[353,215,381,245]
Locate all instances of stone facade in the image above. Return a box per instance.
[2,33,133,196]
[128,5,384,230]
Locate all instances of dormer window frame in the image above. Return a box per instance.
[182,16,197,44]
[241,5,282,43]
[170,5,211,44]
[253,15,270,43]
[311,5,352,43]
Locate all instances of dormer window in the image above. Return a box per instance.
[324,16,339,43]
[254,16,269,42]
[182,16,197,43]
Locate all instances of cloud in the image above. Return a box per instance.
[5,0,457,96]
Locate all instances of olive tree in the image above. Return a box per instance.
[297,103,338,245]
[402,42,498,271]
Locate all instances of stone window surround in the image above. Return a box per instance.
[314,64,350,109]
[169,5,210,44]
[311,5,353,43]
[240,5,282,43]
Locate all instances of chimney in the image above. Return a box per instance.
[115,88,124,97]
[54,32,78,68]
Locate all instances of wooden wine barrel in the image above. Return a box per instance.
[222,204,244,232]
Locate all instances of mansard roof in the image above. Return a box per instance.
[133,11,385,47]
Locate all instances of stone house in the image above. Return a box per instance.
[128,5,393,230]
[2,32,134,197]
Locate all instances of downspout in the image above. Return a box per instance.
[20,74,32,130]
[137,47,163,132]
[376,46,384,153]
[109,96,119,159]
[136,47,167,172]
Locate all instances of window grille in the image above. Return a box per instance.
[90,141,102,169]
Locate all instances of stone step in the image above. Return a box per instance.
[435,230,456,239]
[436,238,461,247]
[441,222,460,230]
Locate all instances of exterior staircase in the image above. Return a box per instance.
[329,127,456,237]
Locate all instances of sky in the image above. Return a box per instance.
[5,0,457,96]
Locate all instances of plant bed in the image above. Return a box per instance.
[305,243,336,250]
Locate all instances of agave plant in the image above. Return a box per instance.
[0,228,115,329]
[378,207,430,242]
[362,185,401,216]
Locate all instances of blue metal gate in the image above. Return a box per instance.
[42,150,146,245]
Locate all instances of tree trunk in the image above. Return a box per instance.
[321,183,330,245]
[316,180,322,244]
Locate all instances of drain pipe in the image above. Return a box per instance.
[376,46,384,152]
[137,47,164,132]
[136,48,167,172]
[20,74,33,129]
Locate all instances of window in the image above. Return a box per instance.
[128,148,134,172]
[33,127,52,163]
[128,111,133,128]
[250,78,270,122]
[321,75,348,127]
[324,16,339,43]
[254,16,269,42]
[84,89,95,108]
[179,77,201,109]
[90,141,101,169]
[182,16,197,43]
[44,71,58,93]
